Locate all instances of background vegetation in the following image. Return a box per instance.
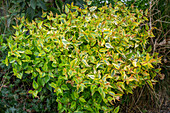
[0,0,169,112]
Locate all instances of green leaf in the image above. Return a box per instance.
[5,57,8,66]
[89,6,97,12]
[71,101,76,110]
[82,59,90,67]
[71,92,79,100]
[103,30,110,34]
[52,62,57,67]
[83,80,91,84]
[68,70,74,78]
[33,80,39,89]
[78,83,85,93]
[112,63,120,70]
[32,72,37,79]
[16,72,23,79]
[0,35,3,43]
[109,91,115,97]
[103,59,110,65]
[146,53,150,61]
[154,68,161,73]
[40,72,46,78]
[87,1,92,5]
[58,102,62,110]
[89,56,96,63]
[88,75,95,79]
[65,5,69,14]
[49,82,56,88]
[102,106,107,111]
[114,106,120,113]
[25,50,32,54]
[8,42,12,49]
[56,88,63,95]
[90,85,97,96]
[30,0,37,9]
[79,97,86,103]
[37,0,47,10]
[49,72,54,78]
[75,41,83,46]
[147,80,153,89]
[26,7,35,21]
[44,75,50,83]
[61,84,69,90]
[147,46,152,52]
[37,77,45,87]
[74,111,83,113]
[70,58,78,68]
[82,9,88,14]
[145,9,148,16]
[62,39,71,45]
[99,48,108,52]
[28,90,38,97]
[105,43,114,48]
[98,87,105,98]
[107,96,114,102]
[42,62,48,71]
[14,52,21,57]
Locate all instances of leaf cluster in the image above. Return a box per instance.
[1,1,161,112]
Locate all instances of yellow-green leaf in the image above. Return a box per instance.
[79,97,86,103]
[82,59,90,67]
[33,80,39,89]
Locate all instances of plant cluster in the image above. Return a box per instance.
[0,75,59,113]
[0,1,162,112]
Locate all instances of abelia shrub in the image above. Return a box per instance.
[1,1,161,112]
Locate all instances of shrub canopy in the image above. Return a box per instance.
[2,1,161,112]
